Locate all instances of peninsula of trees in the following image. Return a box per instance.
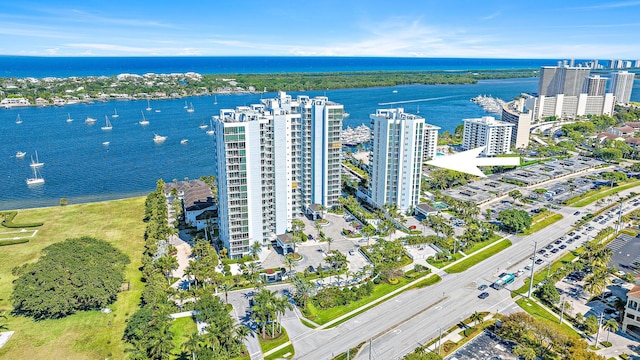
[1,69,538,106]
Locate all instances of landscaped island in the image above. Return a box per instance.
[1,69,538,107]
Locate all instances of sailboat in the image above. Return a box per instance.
[16,151,26,158]
[26,167,45,186]
[214,95,218,105]
[101,115,113,130]
[199,121,208,130]
[30,151,44,168]
[112,108,119,118]
[66,113,73,122]
[417,105,420,114]
[153,134,167,144]
[183,100,188,109]
[85,116,97,124]
[187,103,195,113]
[180,139,189,144]
[15,114,22,124]
[139,111,149,126]
[206,119,214,136]
[146,99,152,111]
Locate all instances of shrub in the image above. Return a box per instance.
[0,211,44,228]
[0,239,29,247]
[373,277,381,284]
[387,277,399,285]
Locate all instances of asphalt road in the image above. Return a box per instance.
[227,186,640,360]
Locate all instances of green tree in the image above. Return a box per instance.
[11,237,129,320]
[535,282,560,305]
[513,345,536,360]
[497,209,532,234]
[470,311,483,328]
[249,241,262,260]
[182,332,202,360]
[603,318,619,342]
[584,315,599,335]
[157,254,179,282]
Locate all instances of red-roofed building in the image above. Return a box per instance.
[612,125,636,137]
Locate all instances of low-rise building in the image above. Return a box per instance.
[622,276,640,339]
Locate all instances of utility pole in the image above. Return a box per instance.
[615,199,623,234]
[559,296,565,324]
[438,326,443,356]
[547,261,551,278]
[369,338,372,360]
[528,241,537,298]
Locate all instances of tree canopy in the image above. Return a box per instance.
[497,209,532,234]
[11,236,129,320]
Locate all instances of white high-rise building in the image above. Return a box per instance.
[214,92,343,258]
[462,116,514,156]
[538,64,591,96]
[610,71,635,104]
[369,108,425,212]
[501,98,532,149]
[584,75,608,96]
[423,123,440,160]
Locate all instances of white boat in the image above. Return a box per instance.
[199,123,208,129]
[16,151,26,158]
[26,167,44,186]
[85,116,97,124]
[183,101,188,109]
[66,113,73,122]
[214,95,218,105]
[112,108,119,118]
[15,114,22,124]
[155,109,161,113]
[30,151,44,168]
[101,115,113,131]
[392,90,398,93]
[146,99,152,111]
[187,102,195,113]
[153,134,167,143]
[343,112,350,118]
[206,119,214,135]
[103,141,110,146]
[180,139,189,144]
[139,111,149,126]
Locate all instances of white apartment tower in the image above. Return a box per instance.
[462,116,514,156]
[423,123,440,160]
[369,108,425,212]
[501,98,532,149]
[610,71,635,104]
[213,92,343,258]
[584,75,608,96]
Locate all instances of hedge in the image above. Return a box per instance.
[1,211,44,228]
[0,239,30,246]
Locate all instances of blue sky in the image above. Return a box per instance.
[1,0,639,58]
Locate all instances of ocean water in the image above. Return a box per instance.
[0,56,560,78]
[1,57,638,210]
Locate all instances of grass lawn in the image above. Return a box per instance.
[305,278,411,325]
[409,274,442,289]
[522,213,563,235]
[0,197,147,360]
[427,252,464,268]
[445,239,512,274]
[264,344,294,360]
[512,249,582,296]
[259,326,291,354]
[515,297,579,337]
[465,235,501,254]
[568,180,640,207]
[170,317,197,357]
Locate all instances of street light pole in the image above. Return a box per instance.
[594,312,603,347]
[528,241,537,298]
[615,199,623,234]
[438,326,443,356]
[559,296,565,324]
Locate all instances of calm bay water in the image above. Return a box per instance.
[1,57,638,210]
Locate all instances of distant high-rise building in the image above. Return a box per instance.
[610,71,635,104]
[538,64,590,96]
[369,108,425,212]
[462,116,514,156]
[214,92,343,258]
[423,123,440,160]
[584,75,608,96]
[501,99,532,149]
[634,60,640,68]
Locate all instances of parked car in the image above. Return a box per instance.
[478,292,489,299]
[559,244,567,249]
[535,259,544,265]
[478,284,488,291]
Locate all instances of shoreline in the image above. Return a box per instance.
[1,193,148,212]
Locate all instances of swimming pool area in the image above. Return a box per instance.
[432,201,449,210]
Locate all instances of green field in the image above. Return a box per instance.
[515,297,579,336]
[522,213,563,235]
[0,198,146,360]
[567,180,640,207]
[445,239,512,274]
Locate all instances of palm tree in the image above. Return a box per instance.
[252,289,278,338]
[148,322,174,360]
[470,311,483,328]
[274,295,293,333]
[182,331,202,360]
[283,255,296,275]
[584,269,610,301]
[249,241,262,260]
[603,318,619,342]
[221,281,233,304]
[326,236,334,252]
[291,275,314,308]
[157,254,179,283]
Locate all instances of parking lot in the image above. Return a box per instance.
[445,330,516,360]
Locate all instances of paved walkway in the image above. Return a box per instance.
[0,331,14,349]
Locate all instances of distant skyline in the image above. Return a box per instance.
[1,0,639,58]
